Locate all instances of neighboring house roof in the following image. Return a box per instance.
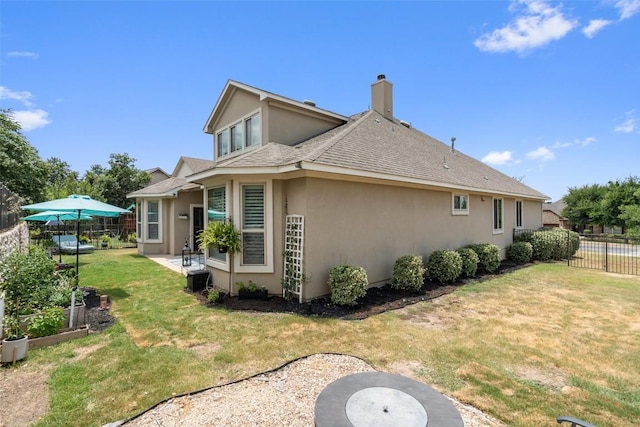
[128,156,214,198]
[543,200,567,218]
[193,109,548,200]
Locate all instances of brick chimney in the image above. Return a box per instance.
[371,74,393,120]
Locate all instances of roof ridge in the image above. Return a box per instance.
[303,110,374,162]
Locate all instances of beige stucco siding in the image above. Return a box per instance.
[268,105,341,146]
[296,178,542,300]
[213,89,261,131]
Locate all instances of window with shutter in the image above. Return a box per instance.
[207,186,226,262]
[242,184,265,265]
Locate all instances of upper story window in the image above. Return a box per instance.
[452,193,469,215]
[216,112,261,159]
[493,197,503,234]
[515,200,523,229]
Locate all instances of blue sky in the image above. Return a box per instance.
[1,0,638,202]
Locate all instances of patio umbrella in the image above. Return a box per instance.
[207,209,226,220]
[24,210,94,263]
[22,195,129,283]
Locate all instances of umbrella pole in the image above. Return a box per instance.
[57,214,62,264]
[76,211,81,285]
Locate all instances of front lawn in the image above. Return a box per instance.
[8,249,639,426]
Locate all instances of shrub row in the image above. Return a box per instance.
[514,228,580,261]
[327,243,504,305]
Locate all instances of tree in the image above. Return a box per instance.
[562,184,605,229]
[0,109,47,203]
[99,153,150,208]
[600,177,640,232]
[43,157,80,200]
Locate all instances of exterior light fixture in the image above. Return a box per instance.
[182,241,192,267]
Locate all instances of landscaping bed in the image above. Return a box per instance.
[195,260,525,320]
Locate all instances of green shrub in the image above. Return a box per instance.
[456,247,479,278]
[391,255,425,291]
[27,307,65,338]
[327,265,368,306]
[207,289,220,303]
[466,243,501,273]
[515,229,580,261]
[426,250,462,283]
[507,241,533,264]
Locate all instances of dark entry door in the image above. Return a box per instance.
[193,207,204,251]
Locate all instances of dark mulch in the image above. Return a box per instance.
[82,287,117,332]
[191,260,526,320]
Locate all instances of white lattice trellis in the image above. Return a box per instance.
[283,215,304,303]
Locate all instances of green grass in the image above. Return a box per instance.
[8,250,640,426]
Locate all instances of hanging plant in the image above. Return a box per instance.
[197,220,242,255]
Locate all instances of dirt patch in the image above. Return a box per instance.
[0,368,50,427]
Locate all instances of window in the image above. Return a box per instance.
[207,186,226,262]
[217,129,229,157]
[493,198,503,233]
[216,111,261,158]
[230,122,243,152]
[245,114,260,147]
[452,193,469,215]
[136,200,143,241]
[241,184,265,265]
[147,200,160,240]
[515,200,523,228]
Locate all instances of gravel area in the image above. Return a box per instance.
[123,353,504,427]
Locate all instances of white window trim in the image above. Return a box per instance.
[215,108,262,160]
[515,199,524,229]
[451,193,469,215]
[233,179,273,273]
[144,199,163,243]
[492,197,504,235]
[205,183,231,272]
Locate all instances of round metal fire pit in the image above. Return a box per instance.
[314,372,463,427]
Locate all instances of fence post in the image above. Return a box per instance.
[0,290,5,340]
[605,240,608,272]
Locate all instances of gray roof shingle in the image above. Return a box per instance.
[215,110,548,199]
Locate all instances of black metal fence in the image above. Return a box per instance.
[513,228,640,276]
[0,183,21,231]
[570,234,639,275]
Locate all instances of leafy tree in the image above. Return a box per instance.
[0,109,47,203]
[99,153,150,208]
[618,186,640,237]
[600,177,640,231]
[43,157,80,200]
[561,184,605,228]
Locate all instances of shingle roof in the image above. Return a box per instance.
[215,110,548,199]
[544,200,567,217]
[127,177,187,197]
[181,156,214,174]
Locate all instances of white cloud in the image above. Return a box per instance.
[7,51,39,59]
[482,151,513,165]
[615,111,637,133]
[551,141,572,148]
[575,137,596,146]
[0,86,34,107]
[474,0,578,54]
[582,19,612,38]
[527,146,555,161]
[615,0,640,20]
[9,109,52,131]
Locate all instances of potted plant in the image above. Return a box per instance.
[197,220,241,254]
[1,247,53,363]
[101,235,110,249]
[237,280,268,300]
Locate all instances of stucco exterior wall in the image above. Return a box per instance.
[291,178,542,300]
[268,105,341,146]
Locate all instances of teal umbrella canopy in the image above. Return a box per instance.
[208,210,226,220]
[24,210,93,222]
[22,195,129,282]
[22,194,129,217]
